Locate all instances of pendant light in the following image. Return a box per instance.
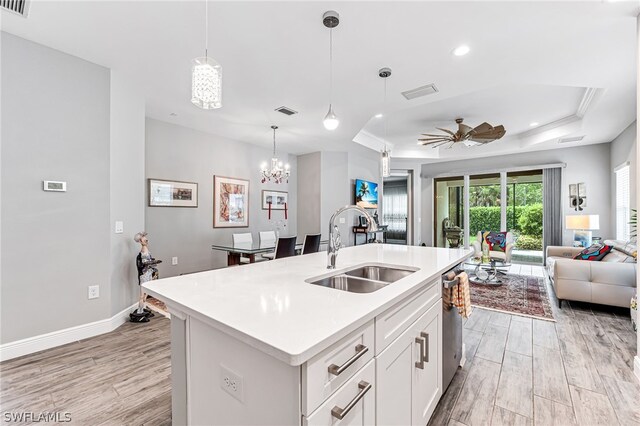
[322,11,340,130]
[191,0,222,109]
[260,126,291,184]
[379,67,392,177]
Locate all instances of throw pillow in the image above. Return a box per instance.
[573,244,612,261]
[483,231,508,252]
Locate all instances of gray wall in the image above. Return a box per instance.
[145,119,297,276]
[297,152,322,238]
[109,72,146,316]
[420,143,613,247]
[610,122,637,229]
[1,33,111,343]
[321,151,349,241]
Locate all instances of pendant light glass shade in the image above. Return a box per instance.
[381,150,391,177]
[323,105,340,130]
[191,56,222,109]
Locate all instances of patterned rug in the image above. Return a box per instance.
[469,273,555,321]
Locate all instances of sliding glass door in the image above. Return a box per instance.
[434,177,464,248]
[507,170,543,264]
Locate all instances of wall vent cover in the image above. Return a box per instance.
[1,0,30,16]
[401,83,439,100]
[558,135,585,144]
[275,106,298,116]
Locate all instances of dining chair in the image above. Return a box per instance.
[232,233,253,264]
[301,233,322,255]
[259,231,277,260]
[274,236,297,259]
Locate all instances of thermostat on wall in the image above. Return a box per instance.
[43,181,67,192]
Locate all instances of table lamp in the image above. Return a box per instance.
[565,215,599,247]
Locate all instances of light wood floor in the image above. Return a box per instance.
[430,267,640,426]
[1,267,637,426]
[0,316,171,425]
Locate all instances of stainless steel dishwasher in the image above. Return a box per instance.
[441,266,464,391]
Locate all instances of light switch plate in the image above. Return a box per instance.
[172,257,178,265]
[115,221,124,234]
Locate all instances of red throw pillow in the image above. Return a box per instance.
[573,244,612,261]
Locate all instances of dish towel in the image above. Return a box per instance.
[453,271,472,319]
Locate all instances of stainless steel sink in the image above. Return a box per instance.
[344,265,415,283]
[307,264,417,294]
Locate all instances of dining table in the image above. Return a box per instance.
[212,239,328,266]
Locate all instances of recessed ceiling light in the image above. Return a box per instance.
[375,113,383,118]
[452,45,470,57]
[530,122,539,127]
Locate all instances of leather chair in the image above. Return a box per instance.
[301,234,322,255]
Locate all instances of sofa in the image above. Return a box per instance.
[471,231,514,263]
[546,240,637,308]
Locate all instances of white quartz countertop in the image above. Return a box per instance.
[143,244,472,366]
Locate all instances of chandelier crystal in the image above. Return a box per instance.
[191,0,222,109]
[260,126,291,184]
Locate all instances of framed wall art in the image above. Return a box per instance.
[148,179,198,207]
[213,176,249,228]
[261,190,288,210]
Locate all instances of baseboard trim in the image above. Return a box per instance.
[634,355,640,384]
[0,303,137,362]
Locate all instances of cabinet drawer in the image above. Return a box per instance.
[375,278,440,354]
[303,359,376,426]
[302,320,375,415]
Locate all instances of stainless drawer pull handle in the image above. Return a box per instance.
[415,336,426,369]
[421,332,429,363]
[328,344,368,376]
[331,380,372,420]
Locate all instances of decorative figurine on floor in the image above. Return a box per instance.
[130,231,162,323]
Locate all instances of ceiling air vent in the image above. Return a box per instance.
[275,106,298,116]
[558,135,585,144]
[401,83,439,100]
[1,0,30,17]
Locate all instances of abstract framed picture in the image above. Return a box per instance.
[213,176,249,228]
[261,190,288,210]
[148,179,198,207]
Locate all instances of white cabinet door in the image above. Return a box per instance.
[412,300,442,426]
[375,324,415,426]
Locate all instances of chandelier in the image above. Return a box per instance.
[260,126,291,184]
[191,0,222,109]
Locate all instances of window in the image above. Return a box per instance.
[615,164,630,241]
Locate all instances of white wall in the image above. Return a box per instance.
[109,71,146,316]
[1,33,111,343]
[419,143,613,247]
[145,119,297,276]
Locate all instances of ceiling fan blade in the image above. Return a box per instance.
[470,125,506,142]
[419,138,451,146]
[431,141,451,148]
[435,127,456,136]
[471,122,493,134]
[421,133,451,137]
[458,123,473,135]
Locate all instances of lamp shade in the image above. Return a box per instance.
[565,215,599,230]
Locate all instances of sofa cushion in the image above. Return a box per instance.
[482,231,508,252]
[573,244,612,261]
[603,239,637,261]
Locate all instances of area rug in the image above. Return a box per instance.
[146,296,170,318]
[469,273,555,321]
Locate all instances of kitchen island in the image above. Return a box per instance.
[143,244,472,425]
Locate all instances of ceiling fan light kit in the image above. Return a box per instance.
[418,117,506,149]
[322,10,340,131]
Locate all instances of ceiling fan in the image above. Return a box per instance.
[418,118,506,148]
